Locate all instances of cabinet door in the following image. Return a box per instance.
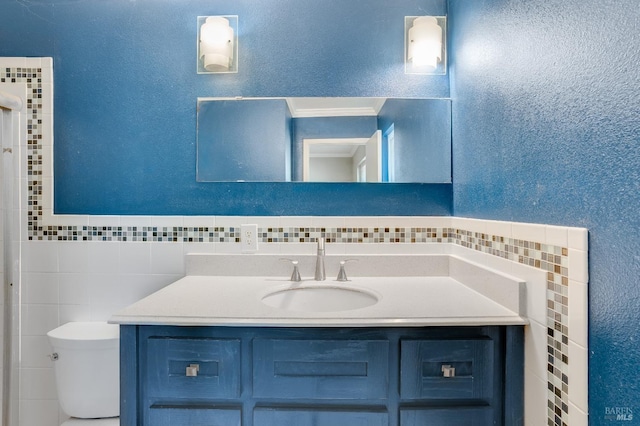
[253,338,389,399]
[401,338,494,400]
[148,406,241,426]
[400,407,493,425]
[146,337,241,399]
[254,408,388,426]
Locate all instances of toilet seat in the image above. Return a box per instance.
[61,417,119,426]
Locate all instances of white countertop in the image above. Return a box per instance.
[110,274,527,327]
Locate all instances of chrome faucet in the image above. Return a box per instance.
[280,258,302,282]
[314,237,326,281]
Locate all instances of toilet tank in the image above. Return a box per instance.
[47,322,120,419]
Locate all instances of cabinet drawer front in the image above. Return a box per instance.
[147,337,241,399]
[401,338,493,400]
[400,407,493,425]
[254,408,388,426]
[253,338,389,399]
[148,406,241,426]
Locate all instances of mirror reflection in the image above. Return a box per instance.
[197,97,451,183]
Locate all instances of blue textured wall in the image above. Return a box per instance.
[197,99,290,182]
[449,0,640,422]
[378,99,452,183]
[0,0,451,216]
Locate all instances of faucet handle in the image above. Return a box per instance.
[280,258,302,282]
[336,259,358,282]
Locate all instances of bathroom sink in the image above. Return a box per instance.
[261,285,379,312]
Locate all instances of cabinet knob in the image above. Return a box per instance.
[186,363,200,377]
[441,364,456,377]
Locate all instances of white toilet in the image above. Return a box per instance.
[47,322,120,426]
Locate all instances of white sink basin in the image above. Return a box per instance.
[261,285,379,312]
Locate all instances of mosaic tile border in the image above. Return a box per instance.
[2,66,45,239]
[455,230,571,426]
[3,62,572,426]
[33,225,451,243]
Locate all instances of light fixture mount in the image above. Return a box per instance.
[405,15,447,75]
[197,15,238,74]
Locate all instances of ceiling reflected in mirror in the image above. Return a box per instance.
[286,97,386,117]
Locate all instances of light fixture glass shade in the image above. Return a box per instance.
[405,16,446,75]
[198,16,238,74]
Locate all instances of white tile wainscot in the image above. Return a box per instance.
[15,218,589,426]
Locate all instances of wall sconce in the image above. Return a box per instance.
[405,16,446,75]
[197,16,238,74]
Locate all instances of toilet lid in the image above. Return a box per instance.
[61,417,119,426]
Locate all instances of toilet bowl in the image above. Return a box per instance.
[60,419,120,426]
[47,322,120,425]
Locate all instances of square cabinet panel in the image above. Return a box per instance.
[148,406,241,426]
[254,407,388,426]
[253,338,389,399]
[400,338,494,401]
[146,337,241,399]
[400,407,493,425]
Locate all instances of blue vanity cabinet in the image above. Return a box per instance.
[120,326,524,426]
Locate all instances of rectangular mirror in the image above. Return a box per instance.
[197,97,451,183]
